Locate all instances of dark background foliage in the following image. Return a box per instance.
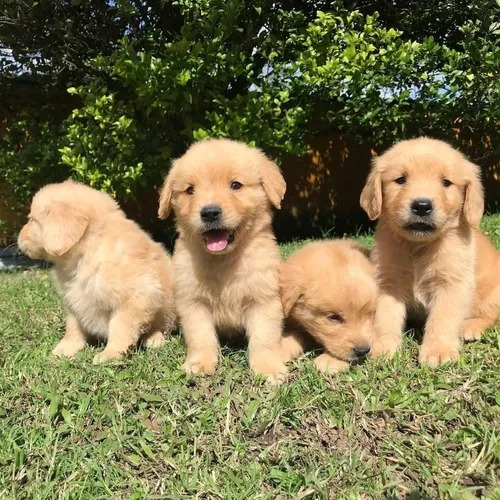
[1,0,498,241]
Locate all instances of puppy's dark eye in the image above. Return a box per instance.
[442,178,452,188]
[186,186,194,195]
[395,176,407,185]
[230,181,242,190]
[327,313,344,323]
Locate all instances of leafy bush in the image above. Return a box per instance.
[0,111,68,206]
[0,0,498,209]
[58,1,302,198]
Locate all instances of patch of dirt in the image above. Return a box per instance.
[252,411,356,456]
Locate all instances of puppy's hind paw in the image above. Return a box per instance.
[250,355,287,385]
[369,338,400,360]
[279,332,307,363]
[461,329,482,343]
[93,349,125,364]
[182,350,219,376]
[52,339,86,358]
[419,341,460,367]
[461,319,485,342]
[314,353,349,373]
[143,331,166,349]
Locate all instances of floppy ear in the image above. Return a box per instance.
[158,163,177,219]
[279,262,302,317]
[462,160,484,228]
[258,155,286,209]
[42,202,89,256]
[360,158,383,221]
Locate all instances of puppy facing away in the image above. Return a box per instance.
[158,139,287,383]
[280,240,377,373]
[18,180,176,363]
[360,137,500,367]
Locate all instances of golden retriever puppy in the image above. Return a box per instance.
[360,137,500,367]
[279,240,377,373]
[18,180,176,363]
[158,139,287,383]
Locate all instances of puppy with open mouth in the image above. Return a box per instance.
[158,139,287,383]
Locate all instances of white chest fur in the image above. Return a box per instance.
[174,241,279,335]
[52,266,112,338]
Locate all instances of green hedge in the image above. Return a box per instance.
[1,1,498,206]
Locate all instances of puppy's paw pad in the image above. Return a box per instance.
[143,332,166,349]
[52,340,85,358]
[314,354,349,373]
[419,343,460,367]
[182,353,218,376]
[250,358,287,385]
[93,350,124,365]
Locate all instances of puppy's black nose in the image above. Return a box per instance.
[200,204,222,222]
[353,345,371,357]
[411,198,433,216]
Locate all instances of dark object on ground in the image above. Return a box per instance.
[0,246,49,271]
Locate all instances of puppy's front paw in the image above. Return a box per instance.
[143,331,166,349]
[419,341,460,367]
[250,354,287,385]
[314,353,349,373]
[52,339,86,358]
[93,349,125,364]
[182,350,218,376]
[369,336,400,359]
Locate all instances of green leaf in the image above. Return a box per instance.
[386,390,407,408]
[49,394,60,418]
[14,448,26,472]
[177,69,191,86]
[140,441,156,461]
[61,408,72,424]
[125,454,142,467]
[139,393,164,403]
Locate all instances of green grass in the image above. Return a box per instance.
[1,215,499,499]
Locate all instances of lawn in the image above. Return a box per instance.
[1,215,499,499]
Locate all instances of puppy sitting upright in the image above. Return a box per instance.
[18,180,176,363]
[158,139,287,383]
[280,240,377,373]
[360,137,500,366]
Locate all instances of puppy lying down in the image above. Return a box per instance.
[158,139,287,383]
[18,180,176,363]
[279,240,377,373]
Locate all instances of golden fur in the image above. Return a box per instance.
[18,180,176,363]
[158,139,287,383]
[279,240,377,373]
[360,137,500,366]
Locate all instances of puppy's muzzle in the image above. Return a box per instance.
[199,205,235,252]
[404,198,436,234]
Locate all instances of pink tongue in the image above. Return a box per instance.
[205,231,230,252]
